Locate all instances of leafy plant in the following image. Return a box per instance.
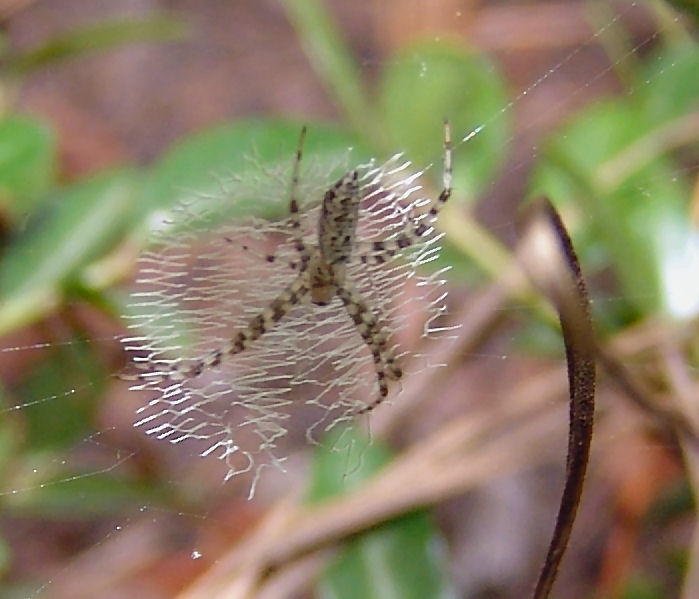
[0,1,696,597]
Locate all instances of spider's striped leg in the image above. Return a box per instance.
[158,276,309,382]
[289,127,312,271]
[228,275,309,355]
[356,236,415,265]
[356,120,453,266]
[336,285,401,413]
[225,126,313,273]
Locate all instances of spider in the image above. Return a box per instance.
[149,121,452,413]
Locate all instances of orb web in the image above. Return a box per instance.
[121,147,450,487]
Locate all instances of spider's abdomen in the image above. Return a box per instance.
[318,170,360,265]
[308,252,342,305]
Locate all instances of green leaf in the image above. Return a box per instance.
[280,0,376,143]
[614,575,666,599]
[12,335,107,451]
[378,41,509,198]
[0,534,11,577]
[308,428,453,599]
[5,14,188,76]
[0,170,141,335]
[0,115,55,218]
[0,385,22,480]
[528,40,699,322]
[318,511,453,599]
[306,427,391,502]
[663,0,699,27]
[431,238,483,285]
[4,466,158,518]
[636,39,699,128]
[530,98,697,320]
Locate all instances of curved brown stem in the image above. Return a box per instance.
[517,197,596,599]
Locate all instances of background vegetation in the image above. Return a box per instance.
[0,1,697,597]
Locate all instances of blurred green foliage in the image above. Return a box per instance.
[615,576,667,599]
[2,16,187,77]
[0,1,695,597]
[531,39,699,322]
[308,427,454,599]
[0,115,54,218]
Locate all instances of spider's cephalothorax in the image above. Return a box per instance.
[152,121,453,413]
